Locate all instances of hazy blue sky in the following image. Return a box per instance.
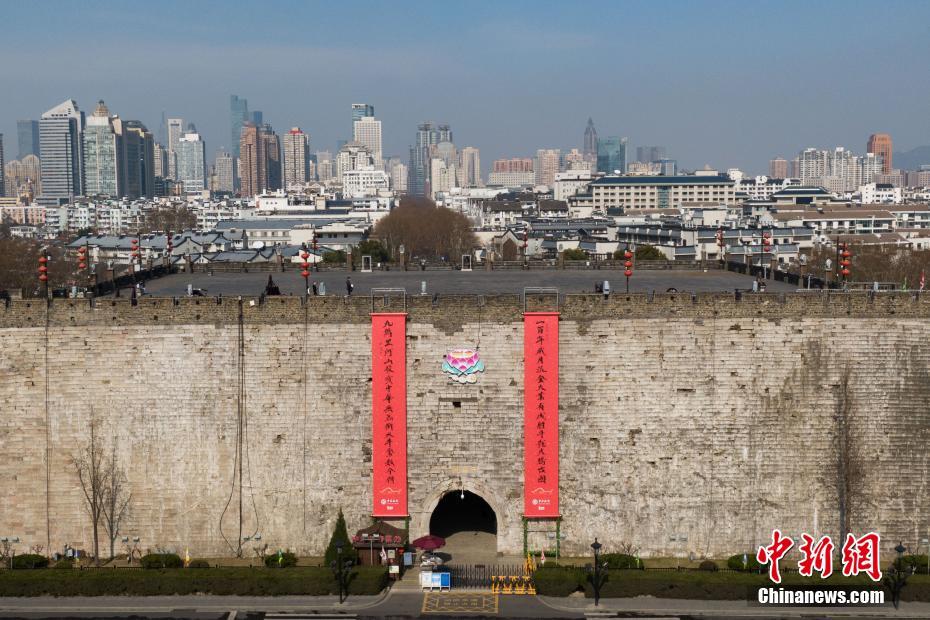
[2,0,929,174]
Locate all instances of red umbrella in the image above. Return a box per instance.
[411,535,445,551]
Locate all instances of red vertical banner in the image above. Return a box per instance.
[371,313,408,517]
[524,312,560,517]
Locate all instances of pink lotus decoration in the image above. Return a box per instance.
[442,347,485,384]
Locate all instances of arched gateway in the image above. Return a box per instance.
[427,489,498,564]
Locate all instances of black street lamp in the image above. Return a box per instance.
[589,538,607,607]
[330,540,354,604]
[884,541,910,609]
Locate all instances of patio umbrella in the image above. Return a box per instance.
[411,535,446,551]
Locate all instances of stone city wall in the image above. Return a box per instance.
[1,292,929,559]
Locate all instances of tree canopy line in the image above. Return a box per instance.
[805,244,930,288]
[372,197,476,262]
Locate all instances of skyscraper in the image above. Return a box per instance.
[262,125,281,191]
[214,150,235,194]
[535,149,561,186]
[315,151,333,182]
[335,142,374,180]
[867,133,893,174]
[597,137,628,174]
[636,146,666,164]
[239,123,265,197]
[583,118,598,159]
[82,101,123,197]
[251,111,263,126]
[353,116,382,168]
[408,122,448,196]
[38,99,84,205]
[17,120,39,159]
[153,142,168,180]
[458,146,481,187]
[167,117,184,180]
[283,127,310,189]
[769,157,788,179]
[230,95,249,159]
[351,103,375,126]
[123,120,155,198]
[176,124,206,193]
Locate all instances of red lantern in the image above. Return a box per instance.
[301,252,309,260]
[623,250,633,260]
[624,269,633,277]
[78,263,87,269]
[38,265,48,274]
[624,260,633,268]
[841,268,850,276]
[39,256,47,264]
[301,262,309,269]
[301,270,310,278]
[39,274,48,282]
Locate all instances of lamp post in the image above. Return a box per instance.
[300,246,311,298]
[311,231,319,272]
[884,541,910,609]
[623,248,633,293]
[330,540,354,604]
[589,538,606,607]
[37,252,49,299]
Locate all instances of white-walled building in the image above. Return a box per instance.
[343,166,390,198]
[589,174,737,210]
[553,170,593,201]
[858,183,902,204]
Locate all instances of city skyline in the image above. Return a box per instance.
[2,1,929,175]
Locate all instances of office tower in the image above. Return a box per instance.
[123,120,155,198]
[17,120,40,159]
[335,142,374,179]
[583,118,598,159]
[636,146,666,164]
[390,160,408,192]
[315,150,333,182]
[251,111,263,125]
[176,124,206,193]
[493,158,534,173]
[656,159,677,176]
[229,95,249,158]
[82,101,123,197]
[597,136,628,174]
[458,146,481,187]
[408,121,448,196]
[430,158,454,196]
[283,127,310,188]
[38,99,84,205]
[353,116,382,168]
[351,103,375,125]
[153,142,168,179]
[769,157,789,179]
[167,117,184,179]
[0,134,4,196]
[535,149,561,186]
[7,154,42,197]
[214,150,235,194]
[790,157,799,179]
[239,123,265,197]
[262,125,281,191]
[867,133,893,174]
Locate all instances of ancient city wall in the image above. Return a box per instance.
[1,292,929,559]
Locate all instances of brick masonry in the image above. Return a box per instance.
[1,292,929,558]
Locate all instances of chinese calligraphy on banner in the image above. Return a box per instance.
[524,312,560,517]
[371,313,408,517]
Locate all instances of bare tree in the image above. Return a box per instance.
[142,206,197,234]
[101,446,131,562]
[73,418,107,566]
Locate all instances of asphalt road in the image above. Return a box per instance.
[139,268,795,298]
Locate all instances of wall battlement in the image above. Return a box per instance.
[3,291,930,329]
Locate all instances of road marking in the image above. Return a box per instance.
[422,592,499,614]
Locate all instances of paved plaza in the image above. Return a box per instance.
[138,268,796,298]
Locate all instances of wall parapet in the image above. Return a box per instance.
[2,291,930,329]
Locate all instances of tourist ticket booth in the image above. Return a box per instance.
[351,521,406,568]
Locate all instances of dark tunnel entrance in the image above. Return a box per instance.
[429,490,497,538]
